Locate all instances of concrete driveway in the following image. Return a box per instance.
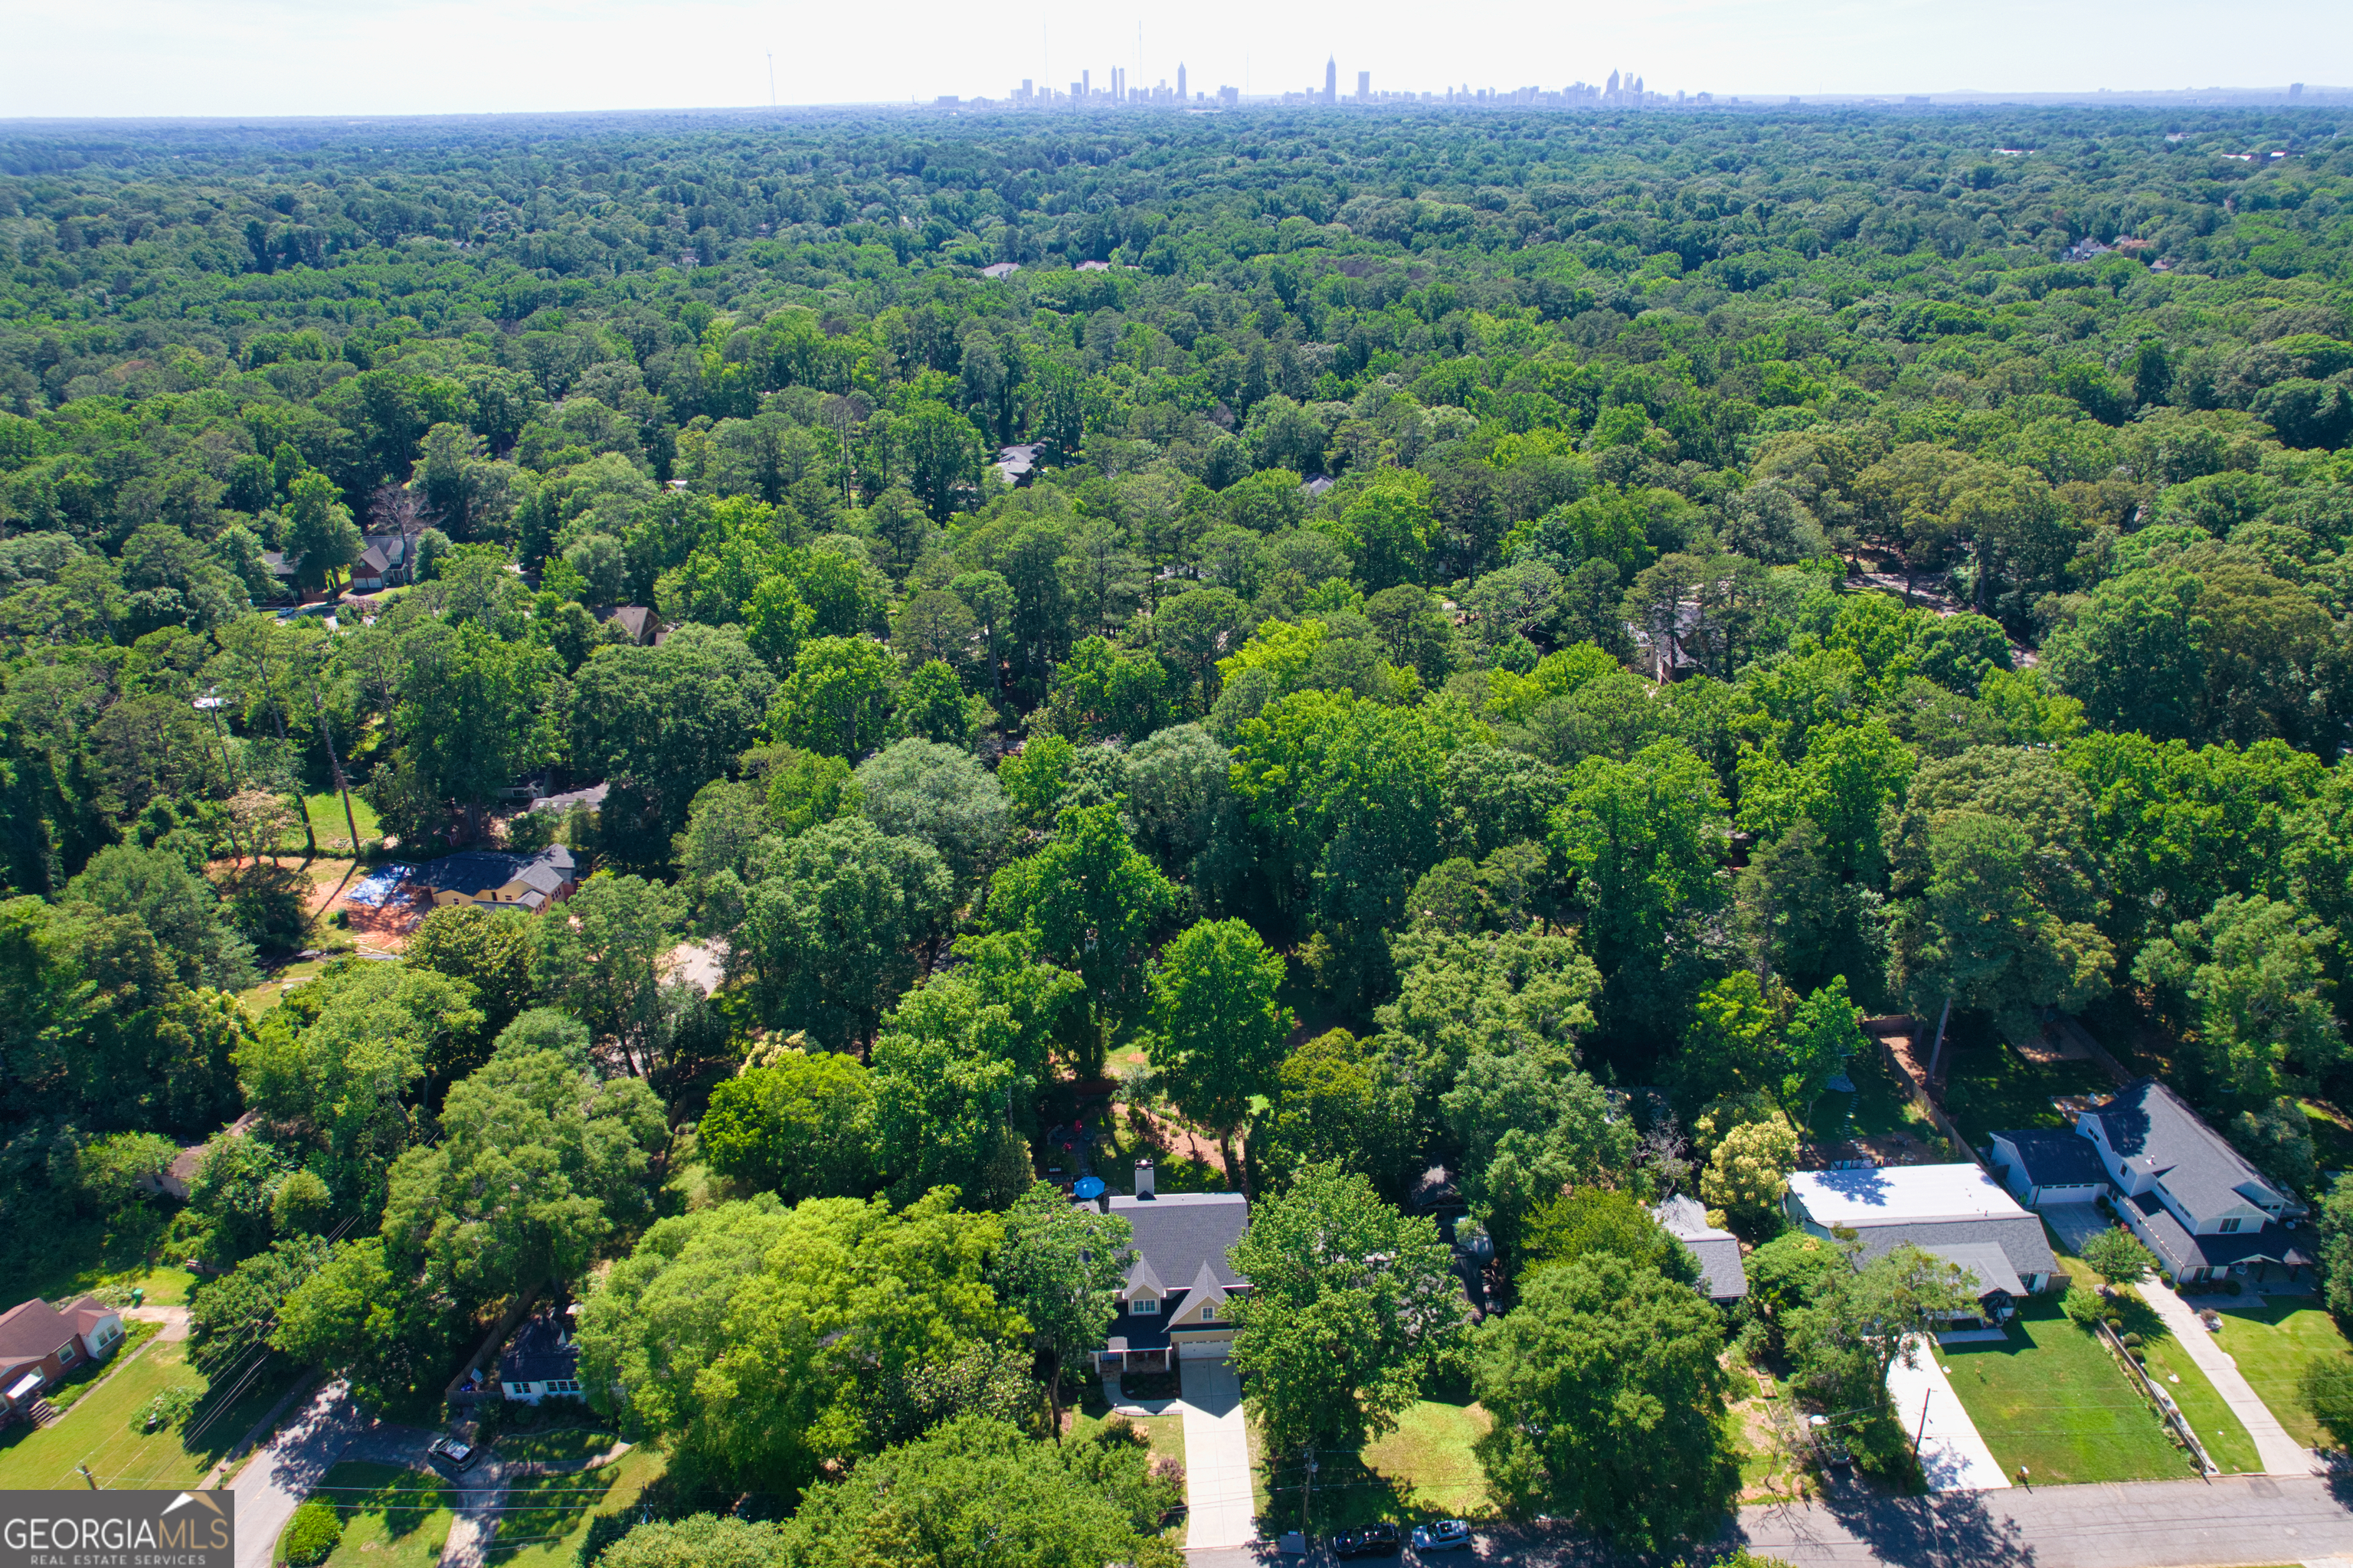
[1887,1336,2011,1492]
[2139,1280,2319,1475]
[1176,1357,1256,1550]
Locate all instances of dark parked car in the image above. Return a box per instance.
[1333,1524,1402,1558]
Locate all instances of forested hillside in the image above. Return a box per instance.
[5,103,2353,1543]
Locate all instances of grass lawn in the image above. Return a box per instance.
[1937,1035,2118,1149]
[1941,1298,2198,1484]
[0,1339,304,1491]
[2042,1229,2262,1475]
[1069,1403,1186,1470]
[237,956,333,1017]
[1257,1399,1490,1532]
[493,1443,666,1568]
[2100,1291,2264,1475]
[298,791,381,855]
[2299,1101,2353,1174]
[293,1462,457,1568]
[1822,1039,1927,1141]
[2209,1297,2353,1449]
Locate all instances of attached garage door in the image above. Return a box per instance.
[1175,1337,1233,1361]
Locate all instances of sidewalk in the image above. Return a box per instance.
[1887,1336,2011,1492]
[2137,1280,2318,1476]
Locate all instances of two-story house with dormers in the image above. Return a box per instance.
[1091,1161,1248,1376]
[2075,1077,2312,1288]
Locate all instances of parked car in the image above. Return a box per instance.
[427,1436,483,1472]
[1333,1524,1402,1558]
[1411,1520,1473,1553]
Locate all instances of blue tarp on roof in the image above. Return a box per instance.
[345,866,418,908]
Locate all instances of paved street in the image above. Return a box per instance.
[229,1381,366,1568]
[1181,1475,2353,1568]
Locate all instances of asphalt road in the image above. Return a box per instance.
[1183,1473,2353,1568]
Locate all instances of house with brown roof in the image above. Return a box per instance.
[1,1296,125,1420]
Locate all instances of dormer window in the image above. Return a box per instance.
[1130,1296,1159,1315]
[1199,1304,1216,1321]
[2220,1216,2243,1234]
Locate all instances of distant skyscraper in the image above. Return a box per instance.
[1324,56,1337,105]
[1178,63,1187,100]
[1357,70,1370,101]
[1605,69,1619,97]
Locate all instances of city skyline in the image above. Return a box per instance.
[5,0,2349,118]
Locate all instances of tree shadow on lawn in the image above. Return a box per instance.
[333,1465,454,1545]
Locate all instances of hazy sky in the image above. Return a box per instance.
[3,0,2345,118]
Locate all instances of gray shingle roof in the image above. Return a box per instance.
[1654,1195,1748,1301]
[1992,1128,2109,1190]
[498,1312,578,1384]
[1108,1192,1248,1291]
[1836,1216,2060,1284]
[417,845,577,899]
[2092,1078,2302,1219]
[2126,1192,2315,1275]
[1925,1242,2026,1301]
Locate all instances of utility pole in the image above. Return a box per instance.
[1298,1446,1317,1539]
[1913,1386,1932,1458]
[767,54,775,107]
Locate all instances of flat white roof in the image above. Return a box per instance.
[1788,1164,2028,1226]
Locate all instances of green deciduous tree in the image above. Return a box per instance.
[1229,1163,1471,1465]
[737,818,954,1052]
[774,635,898,758]
[985,804,1180,1075]
[996,1182,1134,1429]
[574,1190,1018,1500]
[1255,1029,1419,1199]
[777,1416,1180,1568]
[698,1049,881,1201]
[1472,1253,1736,1551]
[381,1014,667,1299]
[1149,918,1293,1188]
[530,872,688,1078]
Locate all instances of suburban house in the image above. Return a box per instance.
[496,1306,582,1404]
[2071,1077,2310,1288]
[1092,1161,1248,1376]
[415,844,579,913]
[1654,1195,1748,1303]
[260,550,302,600]
[0,1296,126,1420]
[349,533,414,593]
[1987,1128,2112,1209]
[1785,1164,2061,1324]
[601,605,657,645]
